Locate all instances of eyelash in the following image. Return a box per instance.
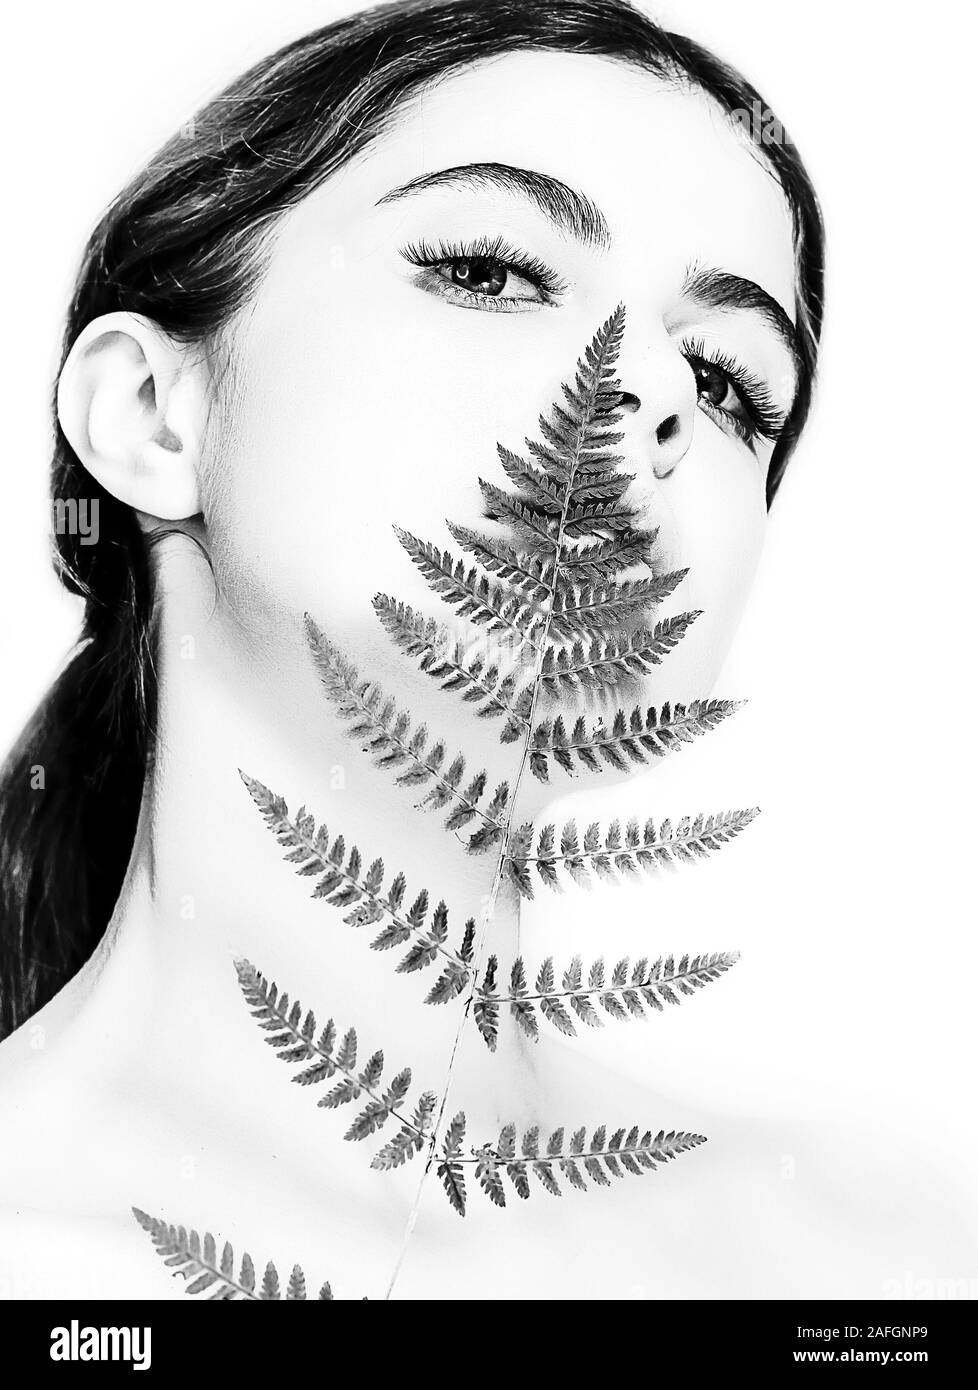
[400,235,567,310]
[679,334,788,447]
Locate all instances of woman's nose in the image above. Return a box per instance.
[617,352,696,478]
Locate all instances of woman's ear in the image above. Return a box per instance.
[56,311,210,521]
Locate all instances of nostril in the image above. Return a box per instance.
[619,391,641,414]
[656,413,680,446]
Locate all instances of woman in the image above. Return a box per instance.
[0,0,824,1298]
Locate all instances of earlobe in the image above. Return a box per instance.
[56,311,206,521]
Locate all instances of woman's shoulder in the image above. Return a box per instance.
[0,1007,156,1299]
[0,1205,177,1300]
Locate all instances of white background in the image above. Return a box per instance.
[2,0,976,1294]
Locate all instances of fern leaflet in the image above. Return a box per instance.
[131,1208,335,1300]
[504,808,759,898]
[235,959,438,1167]
[475,950,740,1046]
[437,1117,706,1216]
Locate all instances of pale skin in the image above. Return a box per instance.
[1,51,921,1301]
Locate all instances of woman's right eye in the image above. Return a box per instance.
[401,239,563,313]
[431,255,546,305]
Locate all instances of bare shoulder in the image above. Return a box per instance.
[0,1205,175,1300]
[0,1020,167,1299]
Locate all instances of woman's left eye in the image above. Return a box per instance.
[692,359,745,422]
[681,338,786,448]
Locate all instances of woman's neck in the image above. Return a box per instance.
[7,543,545,1220]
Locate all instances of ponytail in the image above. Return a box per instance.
[0,482,156,1036]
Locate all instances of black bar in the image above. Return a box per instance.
[1,1297,969,1374]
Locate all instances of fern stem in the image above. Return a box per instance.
[454,1137,699,1166]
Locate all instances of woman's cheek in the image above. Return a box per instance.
[665,437,767,693]
[201,300,537,632]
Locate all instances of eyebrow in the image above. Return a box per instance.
[680,264,802,372]
[376,161,612,250]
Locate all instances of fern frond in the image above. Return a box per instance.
[235,959,437,1164]
[249,311,753,1247]
[131,1208,334,1300]
[304,616,509,853]
[504,808,759,898]
[484,951,739,1042]
[240,773,476,997]
[437,1123,706,1216]
[528,698,744,782]
[393,528,545,647]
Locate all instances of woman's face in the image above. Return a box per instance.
[203,51,799,704]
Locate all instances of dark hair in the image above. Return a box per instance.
[0,0,824,1037]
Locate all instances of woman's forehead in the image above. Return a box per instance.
[330,49,797,317]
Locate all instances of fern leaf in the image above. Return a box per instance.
[131,1208,335,1301]
[393,529,545,647]
[538,614,702,695]
[436,1122,706,1216]
[474,954,500,1051]
[437,1112,468,1216]
[478,480,562,552]
[478,950,739,1044]
[371,1091,439,1170]
[240,774,475,993]
[529,698,744,782]
[557,531,660,583]
[508,957,539,1040]
[446,522,553,598]
[303,617,508,852]
[547,570,688,639]
[373,594,531,725]
[504,808,759,899]
[474,1143,508,1206]
[235,960,428,1167]
[260,1261,280,1300]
